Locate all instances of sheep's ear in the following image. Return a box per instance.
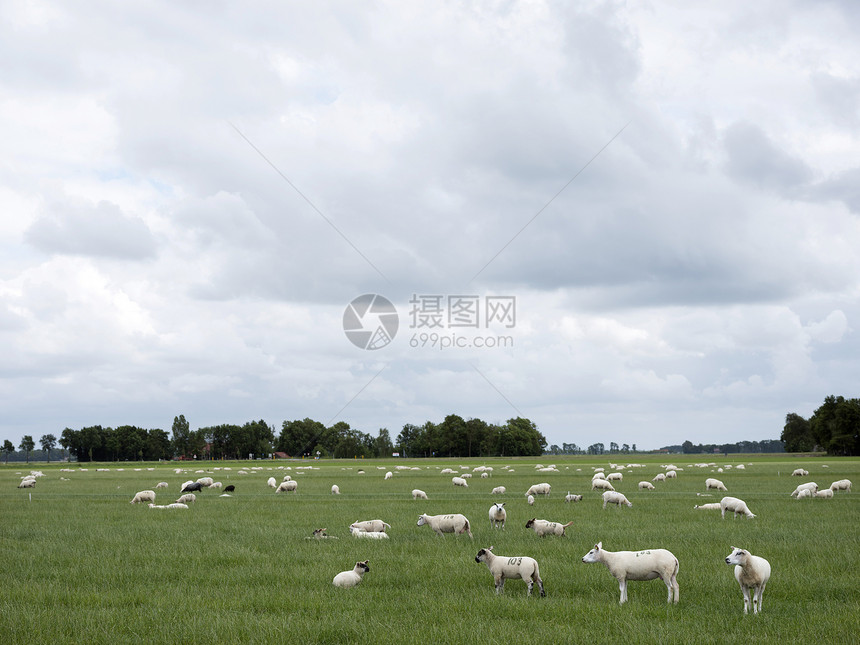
[488,546,494,551]
[596,542,602,549]
[501,502,505,507]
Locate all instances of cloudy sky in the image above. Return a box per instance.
[2,0,858,452]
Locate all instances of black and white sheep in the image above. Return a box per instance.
[475,547,545,597]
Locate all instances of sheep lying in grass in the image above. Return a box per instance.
[564,492,583,502]
[412,489,428,500]
[130,490,156,504]
[417,513,473,538]
[525,518,573,537]
[332,560,370,588]
[307,528,338,540]
[350,519,390,533]
[489,503,506,529]
[790,482,818,497]
[581,542,679,605]
[602,491,632,509]
[148,503,188,509]
[829,479,852,492]
[475,547,545,597]
[350,527,389,539]
[705,478,727,492]
[720,496,756,519]
[694,503,722,510]
[638,481,655,491]
[725,547,770,614]
[175,493,196,504]
[18,478,36,489]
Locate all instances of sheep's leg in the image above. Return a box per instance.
[754,583,765,614]
[535,576,546,597]
[671,574,679,604]
[526,580,533,596]
[618,579,628,604]
[494,577,505,595]
[741,585,751,614]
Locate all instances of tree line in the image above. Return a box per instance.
[782,395,860,455]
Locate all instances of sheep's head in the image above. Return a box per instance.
[725,547,746,565]
[582,542,602,563]
[356,560,370,573]
[474,547,494,563]
[525,518,536,528]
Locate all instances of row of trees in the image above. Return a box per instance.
[2,434,57,464]
[674,439,785,454]
[547,442,639,455]
[782,395,860,455]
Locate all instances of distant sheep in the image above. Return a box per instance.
[417,513,472,538]
[720,496,756,519]
[196,477,214,487]
[475,546,545,597]
[814,488,833,499]
[224,484,235,493]
[607,472,623,482]
[591,472,606,481]
[148,503,188,509]
[791,468,808,477]
[525,518,573,537]
[491,486,506,495]
[350,519,390,533]
[155,482,169,489]
[175,493,196,504]
[705,478,727,492]
[564,492,583,502]
[267,476,277,488]
[350,527,389,539]
[452,476,469,487]
[790,482,818,498]
[276,480,298,493]
[638,481,655,491]
[332,560,370,588]
[412,489,428,500]
[384,471,393,480]
[652,473,666,482]
[481,472,489,479]
[308,528,338,540]
[829,479,852,492]
[665,470,677,479]
[130,490,156,504]
[180,481,204,493]
[694,503,721,510]
[525,483,551,497]
[602,491,632,509]
[591,479,615,492]
[581,542,679,605]
[725,547,770,614]
[17,478,36,489]
[489,503,506,529]
[331,485,340,495]
[527,495,535,506]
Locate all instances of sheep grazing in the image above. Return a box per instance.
[130,490,156,504]
[638,481,655,491]
[607,472,623,482]
[693,503,722,510]
[180,481,204,493]
[489,503,506,529]
[525,483,551,497]
[725,547,771,614]
[705,478,727,492]
[475,547,545,597]
[481,472,489,479]
[795,488,813,499]
[412,489,428,500]
[829,479,852,492]
[791,468,808,477]
[282,475,292,482]
[527,495,535,506]
[665,470,677,479]
[384,471,393,480]
[332,560,370,588]
[349,527,389,539]
[155,482,169,489]
[331,485,340,495]
[591,472,606,481]
[652,473,667,482]
[491,486,506,495]
[267,477,277,488]
[564,492,583,502]
[581,542,680,605]
[602,491,632,509]
[591,479,615,492]
[210,482,222,489]
[224,484,235,492]
[452,476,469,487]
[18,477,37,488]
[525,518,573,537]
[790,482,818,498]
[175,493,196,504]
[720,496,756,519]
[416,513,473,538]
[350,519,390,533]
[814,488,834,499]
[276,480,298,493]
[196,477,214,487]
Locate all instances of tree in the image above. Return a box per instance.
[609,442,619,454]
[373,428,394,457]
[781,413,814,452]
[39,434,57,462]
[2,439,14,464]
[19,435,35,464]
[171,415,191,459]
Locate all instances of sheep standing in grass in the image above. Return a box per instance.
[720,496,756,519]
[130,490,156,504]
[384,471,393,480]
[565,492,583,502]
[525,518,573,537]
[791,468,808,477]
[725,547,770,614]
[175,493,196,504]
[417,513,473,538]
[790,482,818,497]
[814,488,833,499]
[155,482,169,489]
[653,473,667,483]
[525,483,551,497]
[475,547,545,597]
[638,481,655,491]
[180,481,203,493]
[602,491,632,509]
[591,479,615,492]
[350,520,390,533]
[581,542,679,605]
[412,489,428,500]
[331,485,340,495]
[489,503,506,529]
[492,486,506,495]
[607,472,623,482]
[829,479,852,492]
[18,478,36,489]
[452,476,469,487]
[332,560,370,588]
[705,478,727,492]
[276,480,298,493]
[197,477,214,487]
[527,495,535,506]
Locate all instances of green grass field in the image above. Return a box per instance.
[2,455,858,644]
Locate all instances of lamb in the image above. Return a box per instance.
[491,486,506,495]
[475,547,545,597]
[155,482,169,489]
[210,482,222,489]
[693,503,722,510]
[308,528,338,540]
[525,518,573,537]
[452,476,469,487]
[527,495,535,506]
[581,542,680,605]
[791,468,808,477]
[282,475,292,482]
[591,479,615,492]
[725,547,770,614]
[224,485,235,492]
[276,480,298,493]
[638,481,655,491]
[175,493,196,504]
[481,472,489,478]
[350,519,390,533]
[489,503,506,529]
[350,527,389,539]
[814,488,834,499]
[795,488,812,499]
[412,489,428,500]
[130,490,156,504]
[720,496,756,519]
[331,484,340,495]
[416,513,473,538]
[525,483,551,497]
[790,482,818,497]
[564,492,583,502]
[602,491,632,509]
[705,478,727,492]
[332,560,370,588]
[591,472,606,481]
[829,479,852,492]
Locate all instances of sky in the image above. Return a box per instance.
[2,0,859,452]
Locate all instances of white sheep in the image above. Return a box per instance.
[607,472,623,482]
[331,484,340,495]
[175,493,196,504]
[564,492,583,502]
[705,478,727,492]
[155,482,169,489]
[693,503,722,510]
[276,480,298,493]
[791,468,808,477]
[332,560,370,588]
[384,471,393,480]
[489,503,507,529]
[720,496,756,519]
[416,513,473,538]
[602,491,632,509]
[591,479,615,492]
[267,477,277,488]
[452,476,469,487]
[475,547,545,597]
[795,488,812,499]
[210,482,222,489]
[349,527,389,539]
[196,477,214,487]
[581,542,680,605]
[725,547,771,614]
[829,479,852,492]
[525,483,551,497]
[481,472,489,479]
[350,519,390,533]
[638,481,655,491]
[652,473,667,482]
[527,494,535,506]
[148,502,188,509]
[525,518,573,537]
[790,482,818,497]
[591,472,606,481]
[665,470,677,479]
[491,486,506,495]
[282,475,292,482]
[814,488,833,499]
[412,488,428,500]
[17,478,36,489]
[130,490,156,504]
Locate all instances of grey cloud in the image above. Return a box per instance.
[723,121,813,193]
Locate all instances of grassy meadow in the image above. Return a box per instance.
[1,454,858,644]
